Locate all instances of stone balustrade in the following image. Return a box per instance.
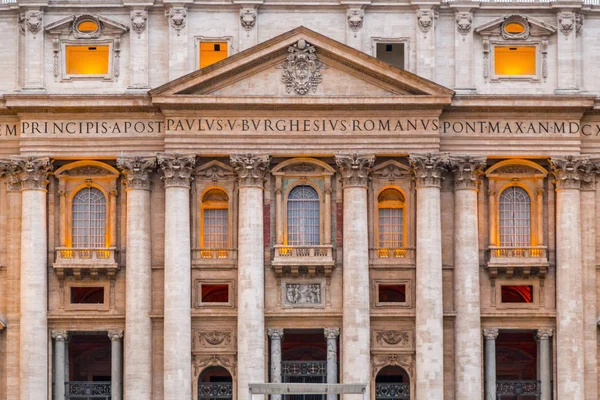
[53,247,119,279]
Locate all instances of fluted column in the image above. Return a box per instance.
[483,328,498,400]
[268,328,284,400]
[324,328,340,400]
[335,154,374,399]
[10,156,52,400]
[117,156,156,400]
[231,154,270,400]
[409,153,448,399]
[159,154,196,400]
[108,330,124,400]
[551,156,586,399]
[536,328,553,400]
[449,155,486,399]
[52,331,68,400]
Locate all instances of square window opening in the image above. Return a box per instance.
[501,285,533,303]
[378,284,406,303]
[199,42,228,69]
[494,46,536,76]
[201,284,229,303]
[65,45,110,75]
[376,43,405,70]
[70,287,105,304]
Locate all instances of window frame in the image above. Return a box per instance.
[68,184,110,249]
[490,40,541,82]
[373,279,412,309]
[64,281,110,311]
[60,39,115,81]
[496,279,540,310]
[283,181,323,247]
[200,187,230,250]
[497,185,532,248]
[195,279,235,309]
[376,187,407,251]
[194,36,233,70]
[371,36,410,71]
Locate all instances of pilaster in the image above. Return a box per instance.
[129,8,150,90]
[556,10,579,93]
[452,8,476,93]
[415,7,437,81]
[239,5,259,51]
[345,6,365,52]
[22,9,45,92]
[166,6,189,80]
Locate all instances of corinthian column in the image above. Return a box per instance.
[536,328,553,400]
[108,330,124,400]
[449,155,486,399]
[11,156,52,400]
[551,156,586,399]
[335,153,375,399]
[117,156,156,400]
[268,328,284,400]
[231,154,270,400]
[483,328,498,400]
[52,330,68,400]
[159,154,196,400]
[409,153,448,399]
[324,328,340,400]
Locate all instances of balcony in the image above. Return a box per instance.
[496,380,540,399]
[53,247,118,280]
[369,247,416,267]
[66,381,111,400]
[192,248,237,268]
[272,245,335,278]
[198,383,233,400]
[486,246,549,280]
[375,383,410,400]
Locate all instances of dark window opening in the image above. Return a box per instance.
[201,284,229,303]
[214,44,221,51]
[376,43,405,70]
[501,285,533,303]
[378,284,406,303]
[70,287,105,304]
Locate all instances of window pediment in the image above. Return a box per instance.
[475,15,556,39]
[45,14,129,37]
[272,158,335,177]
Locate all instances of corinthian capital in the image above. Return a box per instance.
[536,328,554,340]
[267,328,284,340]
[117,155,156,190]
[9,156,53,190]
[482,328,499,340]
[449,155,486,190]
[409,153,449,188]
[550,156,589,190]
[0,159,21,191]
[335,153,375,188]
[158,154,196,188]
[230,154,270,187]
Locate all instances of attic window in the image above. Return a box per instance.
[199,41,228,69]
[65,45,110,75]
[494,46,536,76]
[375,42,405,70]
[504,22,525,34]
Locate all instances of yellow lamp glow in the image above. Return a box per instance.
[494,46,536,76]
[199,42,228,69]
[78,21,98,32]
[504,22,525,33]
[66,45,109,75]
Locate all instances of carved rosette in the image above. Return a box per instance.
[240,8,256,31]
[279,39,325,95]
[267,328,284,340]
[449,155,486,190]
[158,154,196,188]
[52,330,69,342]
[347,8,364,32]
[324,327,340,339]
[417,9,435,34]
[25,10,43,35]
[131,10,148,36]
[455,11,472,36]
[409,153,449,188]
[550,156,589,190]
[536,328,554,340]
[117,156,156,191]
[558,12,575,36]
[166,7,187,35]
[483,328,499,340]
[108,330,124,341]
[230,153,270,187]
[10,156,53,191]
[335,153,375,188]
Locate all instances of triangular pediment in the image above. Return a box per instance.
[45,14,129,36]
[475,14,556,37]
[151,26,453,102]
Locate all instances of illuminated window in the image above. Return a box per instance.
[378,188,405,249]
[287,185,320,246]
[501,285,533,303]
[199,42,228,69]
[66,45,109,75]
[72,187,107,248]
[494,46,536,76]
[201,189,229,249]
[499,187,531,247]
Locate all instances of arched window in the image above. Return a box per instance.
[287,185,320,246]
[72,187,106,248]
[202,189,229,249]
[499,186,531,247]
[378,189,405,249]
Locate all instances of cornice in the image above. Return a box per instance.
[449,94,596,114]
[1,94,156,113]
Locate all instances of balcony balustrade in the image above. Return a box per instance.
[198,383,233,400]
[486,246,549,280]
[496,380,541,399]
[375,383,411,400]
[369,247,415,267]
[65,381,111,400]
[192,248,238,268]
[272,245,335,278]
[53,247,118,279]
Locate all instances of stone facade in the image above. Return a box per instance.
[0,1,599,400]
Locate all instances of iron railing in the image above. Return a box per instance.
[66,381,111,400]
[375,383,410,400]
[198,383,233,400]
[497,380,541,399]
[282,361,327,400]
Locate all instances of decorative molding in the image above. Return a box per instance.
[456,11,472,37]
[278,39,325,95]
[335,153,375,188]
[117,156,156,190]
[483,328,499,340]
[72,14,101,39]
[324,327,340,339]
[558,11,575,36]
[576,14,583,37]
[267,328,285,340]
[449,155,487,190]
[198,331,232,346]
[108,330,123,341]
[131,10,148,37]
[372,353,415,378]
[166,7,187,36]
[409,153,449,188]
[374,330,412,347]
[230,153,270,187]
[193,354,236,377]
[25,10,43,35]
[536,328,554,340]
[500,15,530,40]
[52,330,69,341]
[158,154,196,188]
[417,9,435,34]
[347,8,364,33]
[240,8,257,31]
[9,156,52,190]
[550,156,589,190]
[196,160,234,182]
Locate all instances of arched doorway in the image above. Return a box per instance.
[375,366,410,400]
[198,366,233,400]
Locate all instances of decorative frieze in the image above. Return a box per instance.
[455,11,472,36]
[197,331,233,347]
[9,156,53,190]
[131,10,148,37]
[230,153,270,187]
[335,153,375,188]
[166,7,187,35]
[240,8,257,31]
[117,156,156,190]
[449,155,487,190]
[279,39,325,95]
[550,156,589,190]
[193,354,236,377]
[409,153,449,188]
[158,154,196,188]
[374,330,412,347]
[372,354,415,378]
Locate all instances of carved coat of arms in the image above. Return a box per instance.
[279,39,325,95]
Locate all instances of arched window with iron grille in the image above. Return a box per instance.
[287,185,320,246]
[72,187,107,248]
[499,186,531,247]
